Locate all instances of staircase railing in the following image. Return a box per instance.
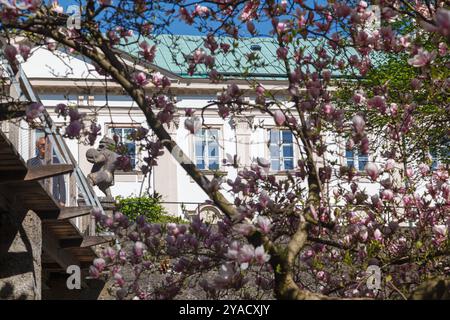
[1,54,104,235]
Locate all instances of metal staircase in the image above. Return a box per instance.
[1,53,104,234]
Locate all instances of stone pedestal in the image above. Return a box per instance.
[0,210,42,300]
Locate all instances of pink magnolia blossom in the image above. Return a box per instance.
[431,9,450,36]
[89,265,100,278]
[93,258,106,272]
[276,47,288,59]
[438,42,447,56]
[403,195,413,207]
[103,247,116,260]
[51,0,63,13]
[381,189,394,201]
[240,0,258,21]
[65,120,82,138]
[234,222,256,236]
[194,4,210,17]
[256,84,265,96]
[367,96,386,113]
[152,72,165,87]
[247,21,256,34]
[254,245,270,265]
[114,273,125,287]
[18,44,31,61]
[322,103,334,115]
[273,110,286,126]
[432,225,448,246]
[139,41,157,63]
[420,8,450,36]
[408,48,436,67]
[133,72,149,87]
[365,163,379,181]
[352,115,365,134]
[257,157,270,168]
[374,229,383,241]
[184,116,201,134]
[406,167,414,178]
[133,241,145,257]
[238,244,255,269]
[179,7,193,24]
[276,22,288,34]
[352,92,366,105]
[399,36,410,48]
[419,163,430,176]
[4,44,18,62]
[193,48,205,64]
[25,102,44,120]
[256,215,271,233]
[411,78,422,90]
[385,159,396,171]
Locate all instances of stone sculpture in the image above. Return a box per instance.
[86,136,119,199]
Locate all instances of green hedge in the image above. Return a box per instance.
[115,194,187,224]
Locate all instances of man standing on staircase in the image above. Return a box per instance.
[27,136,66,206]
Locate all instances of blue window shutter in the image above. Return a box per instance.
[346,150,355,169]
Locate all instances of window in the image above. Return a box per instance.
[346,149,368,171]
[109,127,137,170]
[269,129,294,171]
[194,128,220,170]
[431,139,450,170]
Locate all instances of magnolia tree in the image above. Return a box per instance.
[0,0,449,300]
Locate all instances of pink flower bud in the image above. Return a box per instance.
[25,102,44,120]
[322,103,334,115]
[406,167,413,178]
[133,72,149,87]
[419,163,429,176]
[385,159,396,171]
[352,115,365,134]
[254,245,270,264]
[184,117,201,134]
[114,273,125,287]
[256,85,265,96]
[374,229,383,241]
[4,44,18,62]
[89,265,100,278]
[273,110,286,126]
[19,44,31,61]
[256,216,271,234]
[133,241,145,257]
[257,157,270,168]
[104,247,116,260]
[381,189,394,201]
[93,258,106,272]
[365,163,379,181]
[276,47,288,59]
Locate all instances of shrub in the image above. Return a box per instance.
[115,194,187,224]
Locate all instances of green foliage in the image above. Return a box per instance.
[116,194,187,224]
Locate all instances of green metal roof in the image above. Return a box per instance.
[120,34,371,80]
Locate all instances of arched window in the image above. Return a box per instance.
[199,205,221,224]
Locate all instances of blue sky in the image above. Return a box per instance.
[55,0,339,37]
[54,0,314,36]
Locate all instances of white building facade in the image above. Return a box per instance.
[13,36,428,219]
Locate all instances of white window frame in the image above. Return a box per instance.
[267,128,295,171]
[345,148,369,172]
[107,124,141,172]
[193,127,222,171]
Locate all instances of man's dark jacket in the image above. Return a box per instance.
[27,156,66,204]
